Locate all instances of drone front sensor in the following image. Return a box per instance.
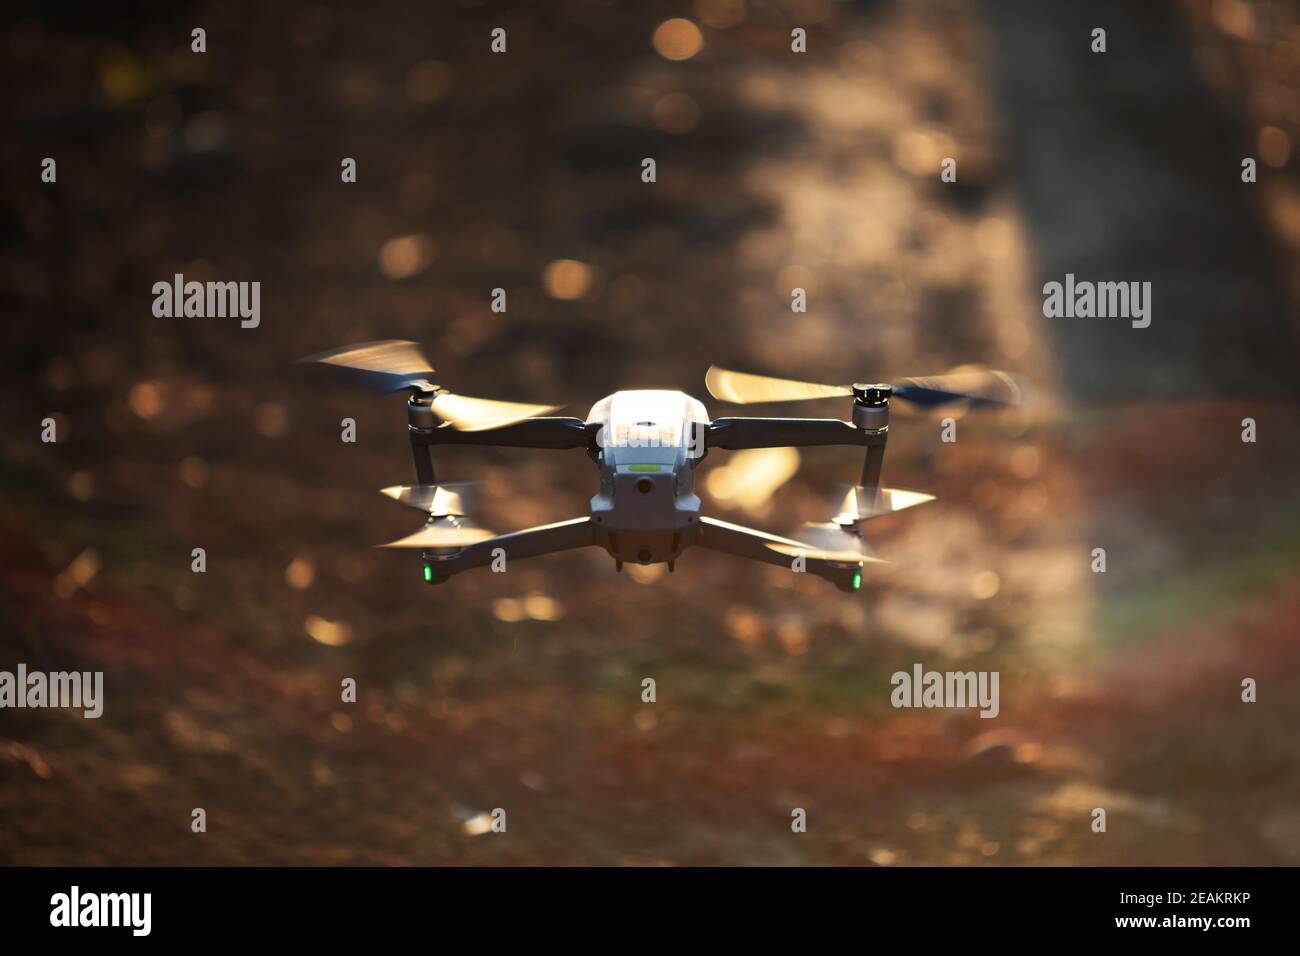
[301,341,1022,591]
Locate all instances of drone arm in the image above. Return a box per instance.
[705,417,870,450]
[425,517,596,577]
[696,517,861,590]
[705,414,890,517]
[410,417,593,450]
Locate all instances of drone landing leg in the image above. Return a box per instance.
[859,436,886,508]
[411,439,436,485]
[852,386,891,512]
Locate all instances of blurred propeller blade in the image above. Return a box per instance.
[298,340,435,393]
[380,481,482,517]
[892,365,1022,407]
[430,392,560,431]
[830,485,936,523]
[764,543,859,562]
[705,366,852,404]
[766,522,887,563]
[378,516,495,549]
[705,363,1023,410]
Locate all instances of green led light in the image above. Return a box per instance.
[423,564,433,582]
[627,464,661,472]
[851,572,862,592]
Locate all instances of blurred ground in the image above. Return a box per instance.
[2,0,1299,865]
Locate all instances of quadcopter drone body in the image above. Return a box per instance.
[302,342,1021,592]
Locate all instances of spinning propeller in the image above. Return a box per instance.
[380,481,482,518]
[765,484,935,564]
[705,364,1022,408]
[765,523,887,564]
[828,485,935,523]
[376,480,495,549]
[300,340,559,430]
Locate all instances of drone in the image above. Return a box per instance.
[302,341,1022,592]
